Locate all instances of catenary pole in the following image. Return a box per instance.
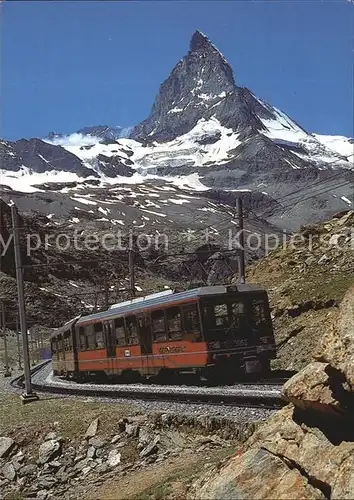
[236,198,246,284]
[10,202,38,402]
[15,314,22,370]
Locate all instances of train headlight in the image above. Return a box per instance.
[260,336,270,344]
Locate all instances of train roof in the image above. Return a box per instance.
[74,283,266,326]
[51,315,81,338]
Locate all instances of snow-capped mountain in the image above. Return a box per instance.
[0,30,353,231]
[47,125,132,143]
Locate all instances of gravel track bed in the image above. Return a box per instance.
[7,362,280,423]
[33,363,282,399]
[0,367,25,394]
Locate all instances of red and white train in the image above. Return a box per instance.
[51,284,276,382]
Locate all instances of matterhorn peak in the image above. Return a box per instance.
[190,30,215,52]
[130,31,255,143]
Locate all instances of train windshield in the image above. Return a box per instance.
[201,295,270,341]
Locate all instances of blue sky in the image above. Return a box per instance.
[1,0,353,140]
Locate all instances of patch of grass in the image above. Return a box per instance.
[283,268,353,305]
[0,394,135,443]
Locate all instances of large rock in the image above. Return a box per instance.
[193,446,323,499]
[88,436,106,449]
[247,407,354,493]
[0,437,15,459]
[315,286,354,390]
[139,436,159,458]
[19,464,37,477]
[107,449,121,468]
[2,462,16,481]
[125,423,139,438]
[282,362,346,416]
[85,418,99,439]
[138,427,151,447]
[38,440,61,464]
[192,406,354,499]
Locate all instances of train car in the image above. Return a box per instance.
[51,316,80,377]
[50,284,276,382]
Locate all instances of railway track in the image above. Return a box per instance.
[11,361,288,410]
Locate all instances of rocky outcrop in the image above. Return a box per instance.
[282,285,354,415]
[0,412,246,499]
[96,154,134,177]
[194,444,323,499]
[282,362,347,416]
[316,285,354,391]
[0,437,15,459]
[84,418,99,439]
[190,285,354,499]
[38,440,62,465]
[4,138,94,177]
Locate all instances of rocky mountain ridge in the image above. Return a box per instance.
[0,31,352,231]
[47,125,132,143]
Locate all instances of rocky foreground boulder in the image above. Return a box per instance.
[190,286,354,499]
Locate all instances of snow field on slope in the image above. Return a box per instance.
[314,134,354,160]
[130,117,241,169]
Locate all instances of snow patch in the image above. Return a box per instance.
[71,197,97,206]
[341,195,352,205]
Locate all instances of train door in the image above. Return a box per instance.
[104,320,116,374]
[139,315,152,355]
[71,324,79,374]
[138,314,153,375]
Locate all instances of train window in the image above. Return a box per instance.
[183,304,200,333]
[166,307,182,340]
[115,318,126,345]
[204,303,228,328]
[94,323,105,348]
[84,325,96,350]
[215,304,228,326]
[231,302,247,329]
[79,327,85,350]
[253,300,267,325]
[63,332,69,351]
[152,310,167,341]
[232,302,245,316]
[126,316,139,345]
